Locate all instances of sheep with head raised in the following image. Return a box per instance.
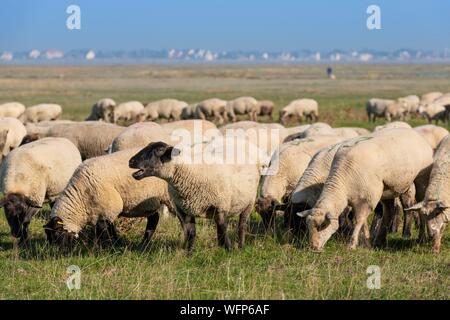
[129,136,262,252]
[297,128,433,251]
[0,117,27,162]
[0,137,81,243]
[19,104,62,123]
[44,148,175,246]
[0,102,26,119]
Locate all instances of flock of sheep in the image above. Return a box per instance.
[0,91,449,256]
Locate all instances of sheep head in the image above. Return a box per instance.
[0,193,41,243]
[129,141,181,180]
[43,216,77,247]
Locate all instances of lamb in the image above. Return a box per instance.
[23,122,125,159]
[0,137,81,243]
[19,104,62,123]
[414,125,449,151]
[280,99,319,125]
[297,128,433,251]
[43,148,175,246]
[405,135,450,253]
[0,102,26,119]
[85,98,116,122]
[226,97,259,122]
[366,98,394,122]
[195,98,228,125]
[256,100,274,120]
[113,101,144,124]
[0,117,27,161]
[129,138,261,251]
[138,99,188,122]
[256,135,347,230]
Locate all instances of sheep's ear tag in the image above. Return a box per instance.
[57,221,64,225]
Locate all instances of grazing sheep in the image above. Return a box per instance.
[414,125,449,151]
[256,100,274,120]
[298,128,433,251]
[0,117,27,161]
[85,98,116,122]
[405,135,450,253]
[43,148,175,246]
[0,102,26,119]
[138,99,188,122]
[0,137,81,243]
[418,103,446,124]
[226,97,259,122]
[374,121,412,132]
[366,98,394,122]
[129,138,261,251]
[19,104,62,123]
[195,98,228,125]
[385,100,407,122]
[280,99,319,125]
[256,135,347,230]
[23,122,125,160]
[113,101,144,124]
[398,95,420,116]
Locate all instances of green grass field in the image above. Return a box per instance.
[0,64,449,299]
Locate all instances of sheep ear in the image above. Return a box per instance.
[161,146,180,162]
[404,202,424,212]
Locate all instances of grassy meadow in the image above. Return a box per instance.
[0,64,449,299]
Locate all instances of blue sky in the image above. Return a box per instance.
[1,0,449,51]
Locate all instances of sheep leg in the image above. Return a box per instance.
[349,203,372,250]
[214,213,231,250]
[417,213,428,243]
[238,205,252,249]
[373,199,395,248]
[142,212,160,244]
[369,202,383,241]
[338,206,354,238]
[182,214,196,253]
[95,219,118,245]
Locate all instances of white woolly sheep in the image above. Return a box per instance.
[113,101,144,124]
[256,135,347,230]
[374,121,412,132]
[0,102,26,119]
[129,137,262,251]
[0,117,27,162]
[405,135,450,253]
[195,98,228,125]
[398,95,420,116]
[138,99,188,122]
[280,99,319,125]
[418,103,446,124]
[85,98,116,122]
[19,104,62,123]
[366,98,394,122]
[44,148,175,246]
[0,137,81,243]
[414,125,449,151]
[256,100,274,120]
[298,128,433,251]
[226,97,259,122]
[23,121,125,160]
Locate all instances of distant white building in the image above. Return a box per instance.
[85,50,95,60]
[29,49,41,59]
[0,52,13,61]
[359,53,373,62]
[46,50,64,59]
[262,52,269,60]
